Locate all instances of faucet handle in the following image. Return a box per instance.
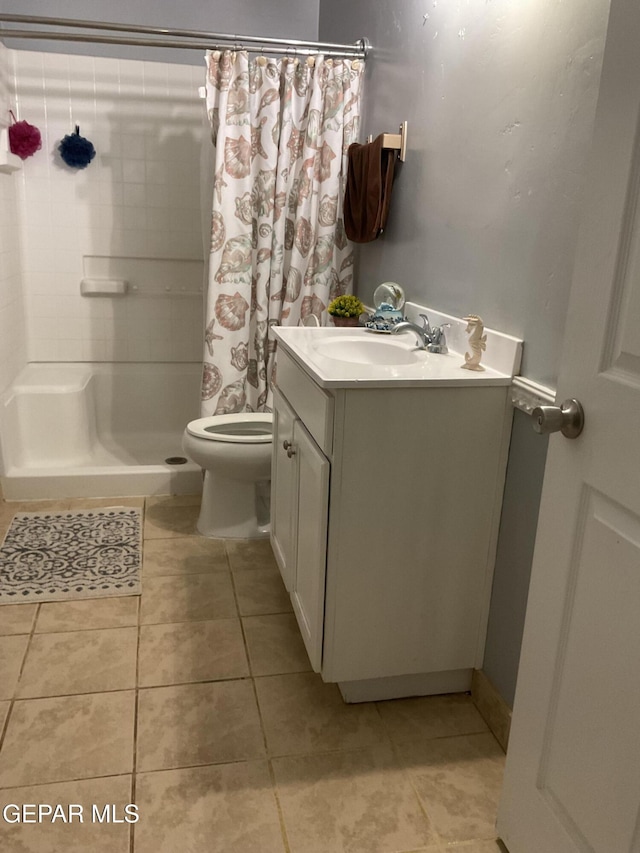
[418,314,431,334]
[428,323,450,354]
[432,322,450,340]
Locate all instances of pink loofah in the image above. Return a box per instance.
[8,113,42,160]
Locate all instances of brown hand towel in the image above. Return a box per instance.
[344,134,396,243]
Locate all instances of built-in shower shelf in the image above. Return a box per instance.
[129,288,203,298]
[82,255,204,298]
[80,279,128,296]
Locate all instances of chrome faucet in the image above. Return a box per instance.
[391,314,432,349]
[391,314,449,353]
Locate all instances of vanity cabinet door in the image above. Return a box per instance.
[270,388,298,592]
[290,418,330,673]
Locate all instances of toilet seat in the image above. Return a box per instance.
[186,413,272,444]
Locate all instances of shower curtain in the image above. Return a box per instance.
[201,49,365,414]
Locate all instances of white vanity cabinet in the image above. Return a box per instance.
[271,335,516,702]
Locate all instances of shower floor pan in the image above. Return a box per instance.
[0,363,203,501]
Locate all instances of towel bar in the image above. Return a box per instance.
[366,120,408,162]
[511,376,556,415]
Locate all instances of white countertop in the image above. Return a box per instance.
[272,325,517,389]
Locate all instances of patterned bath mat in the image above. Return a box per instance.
[0,508,142,604]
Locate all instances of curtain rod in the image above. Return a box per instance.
[0,13,369,59]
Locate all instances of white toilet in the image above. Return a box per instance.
[182,413,273,539]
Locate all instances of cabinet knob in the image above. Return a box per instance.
[286,446,296,458]
[283,440,293,450]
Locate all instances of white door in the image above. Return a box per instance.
[290,418,329,673]
[270,388,297,592]
[498,2,640,851]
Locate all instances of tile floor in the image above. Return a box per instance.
[0,494,507,853]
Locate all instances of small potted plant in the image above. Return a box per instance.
[328,294,365,328]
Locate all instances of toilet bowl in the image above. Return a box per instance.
[182,413,273,539]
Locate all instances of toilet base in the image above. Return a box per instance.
[197,470,270,539]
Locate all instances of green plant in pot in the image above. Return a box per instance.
[328,294,365,327]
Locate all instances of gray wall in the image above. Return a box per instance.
[0,0,320,64]
[321,0,610,704]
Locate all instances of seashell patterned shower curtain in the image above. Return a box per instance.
[201,50,365,414]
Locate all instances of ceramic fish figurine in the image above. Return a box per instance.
[461,314,486,371]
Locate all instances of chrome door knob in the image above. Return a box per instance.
[532,398,584,439]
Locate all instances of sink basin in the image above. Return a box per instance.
[272,318,521,387]
[313,336,419,365]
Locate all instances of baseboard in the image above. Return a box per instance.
[338,669,473,703]
[471,669,512,752]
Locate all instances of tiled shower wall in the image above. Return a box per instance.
[0,44,27,393]
[11,50,206,362]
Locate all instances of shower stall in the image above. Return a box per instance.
[0,362,203,499]
[0,15,366,501]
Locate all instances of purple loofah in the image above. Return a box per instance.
[59,125,96,169]
[8,115,42,160]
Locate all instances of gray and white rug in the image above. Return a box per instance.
[0,508,142,604]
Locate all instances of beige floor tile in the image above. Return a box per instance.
[394,848,443,853]
[2,500,71,513]
[134,761,285,853]
[385,848,443,853]
[35,596,138,633]
[0,603,38,636]
[138,618,249,687]
[17,627,138,698]
[226,538,278,572]
[377,694,489,745]
[398,734,505,844]
[0,635,29,699]
[256,672,388,757]
[273,745,436,853]
[136,679,265,772]
[143,536,228,576]
[0,775,132,853]
[143,504,200,539]
[243,614,311,676]
[0,690,135,787]
[0,701,8,732]
[233,567,292,615]
[443,841,504,852]
[66,497,145,510]
[140,572,237,624]
[145,494,202,509]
